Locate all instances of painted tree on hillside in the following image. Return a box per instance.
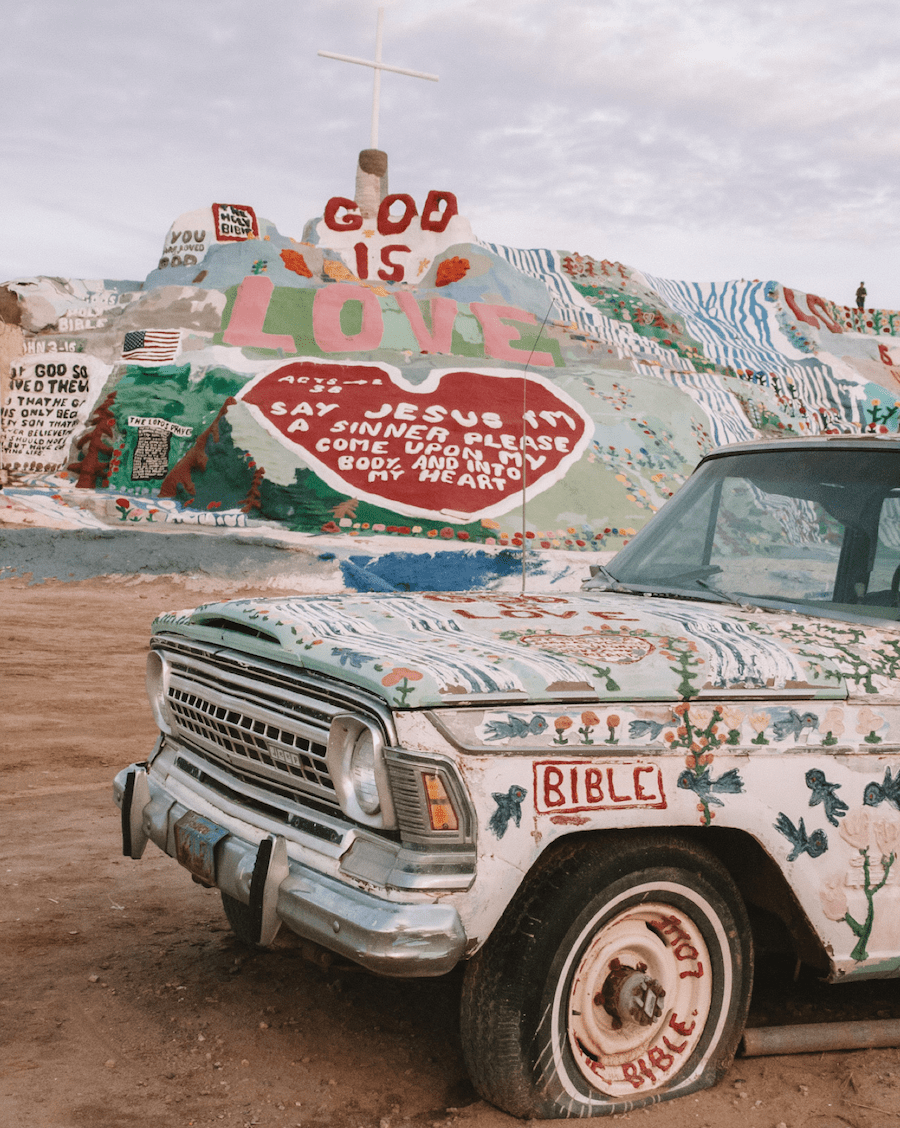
[159,398,235,503]
[241,466,265,514]
[67,392,117,488]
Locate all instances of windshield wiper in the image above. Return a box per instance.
[583,564,630,592]
[583,564,743,606]
[666,566,724,584]
[694,577,744,606]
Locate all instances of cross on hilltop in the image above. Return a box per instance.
[318,5,439,150]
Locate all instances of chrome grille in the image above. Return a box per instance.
[168,685,334,795]
[155,634,395,815]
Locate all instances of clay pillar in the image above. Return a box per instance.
[355,149,389,219]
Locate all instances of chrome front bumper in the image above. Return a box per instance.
[113,763,467,977]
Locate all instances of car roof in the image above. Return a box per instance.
[699,433,900,465]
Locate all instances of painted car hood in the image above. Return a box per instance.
[147,590,900,707]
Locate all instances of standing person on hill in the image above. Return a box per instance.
[856,281,867,310]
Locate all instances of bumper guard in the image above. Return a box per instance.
[114,764,466,977]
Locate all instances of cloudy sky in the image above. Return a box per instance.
[3,0,898,308]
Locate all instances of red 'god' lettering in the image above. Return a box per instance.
[323,190,458,238]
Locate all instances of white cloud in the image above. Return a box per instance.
[0,0,898,306]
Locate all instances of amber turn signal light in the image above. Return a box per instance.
[422,772,460,832]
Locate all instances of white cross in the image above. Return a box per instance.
[318,5,439,150]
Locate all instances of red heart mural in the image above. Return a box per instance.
[238,359,592,521]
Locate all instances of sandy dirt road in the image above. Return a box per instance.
[4,576,900,1128]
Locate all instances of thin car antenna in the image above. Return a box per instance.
[520,305,555,594]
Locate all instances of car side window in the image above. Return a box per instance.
[710,477,844,602]
[867,494,900,601]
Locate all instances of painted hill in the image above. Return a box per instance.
[2,151,899,588]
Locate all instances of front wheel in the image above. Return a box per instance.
[460,835,752,1119]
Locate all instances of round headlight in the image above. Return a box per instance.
[349,729,380,815]
[146,650,173,733]
[326,715,395,828]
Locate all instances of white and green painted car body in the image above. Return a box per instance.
[115,435,900,1117]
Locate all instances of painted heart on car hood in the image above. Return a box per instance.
[150,589,886,706]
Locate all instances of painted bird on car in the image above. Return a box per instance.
[489,785,528,838]
[770,708,820,742]
[483,713,548,741]
[676,766,744,806]
[806,768,848,826]
[863,766,900,810]
[774,812,829,861]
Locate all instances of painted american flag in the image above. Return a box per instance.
[122,329,181,363]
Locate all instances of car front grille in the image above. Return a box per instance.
[155,634,395,817]
[169,683,335,796]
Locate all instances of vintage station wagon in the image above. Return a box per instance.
[115,435,900,1118]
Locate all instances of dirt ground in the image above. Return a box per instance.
[4,575,900,1128]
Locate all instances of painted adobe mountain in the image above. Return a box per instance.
[2,150,899,574]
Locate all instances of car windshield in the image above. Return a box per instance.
[604,445,900,620]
